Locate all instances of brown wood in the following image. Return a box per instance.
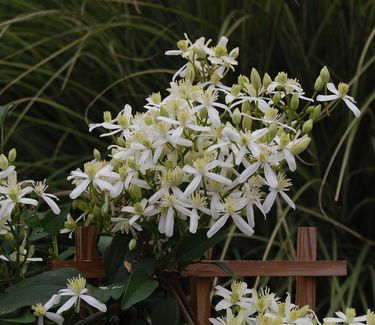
[190,277,212,325]
[75,226,98,261]
[182,260,346,277]
[296,227,317,309]
[50,260,105,278]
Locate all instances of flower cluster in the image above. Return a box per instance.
[0,149,60,278]
[67,34,360,242]
[211,281,375,325]
[31,275,107,325]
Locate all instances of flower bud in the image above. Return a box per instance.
[93,206,101,219]
[272,92,281,105]
[198,107,208,120]
[263,73,272,89]
[250,68,261,90]
[194,46,206,59]
[229,47,239,59]
[116,137,126,147]
[172,166,184,185]
[86,213,95,225]
[128,239,137,251]
[232,108,241,125]
[210,73,221,84]
[279,133,290,149]
[267,122,278,141]
[314,76,324,91]
[290,137,311,155]
[8,148,16,163]
[238,75,249,87]
[241,101,251,114]
[127,184,142,201]
[93,149,101,161]
[306,105,314,114]
[0,154,8,170]
[103,111,112,122]
[159,105,168,117]
[242,115,252,130]
[320,66,330,84]
[291,93,299,110]
[186,62,195,81]
[150,92,161,104]
[144,115,154,125]
[309,104,321,122]
[302,119,313,134]
[231,84,241,97]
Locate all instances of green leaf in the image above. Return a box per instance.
[150,297,179,325]
[176,228,226,263]
[40,205,70,237]
[98,235,112,256]
[29,227,49,242]
[103,234,130,283]
[121,268,158,310]
[0,268,79,315]
[0,311,35,323]
[88,283,125,303]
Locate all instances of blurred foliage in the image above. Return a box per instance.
[0,0,374,317]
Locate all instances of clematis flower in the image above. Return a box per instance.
[317,82,360,118]
[323,307,366,325]
[33,180,61,214]
[214,281,252,311]
[31,295,64,325]
[57,275,107,314]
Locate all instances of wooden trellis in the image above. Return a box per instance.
[181,227,347,325]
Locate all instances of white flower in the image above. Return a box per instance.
[241,177,266,228]
[183,158,232,196]
[317,82,360,118]
[207,195,253,238]
[0,165,15,179]
[0,244,42,274]
[68,162,116,199]
[214,281,252,311]
[267,72,303,94]
[324,308,366,325]
[263,172,295,213]
[31,295,64,325]
[33,180,61,214]
[209,308,249,325]
[60,213,82,239]
[0,171,37,220]
[57,275,107,314]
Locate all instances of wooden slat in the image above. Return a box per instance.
[50,260,105,278]
[296,227,316,309]
[182,260,347,277]
[190,277,212,325]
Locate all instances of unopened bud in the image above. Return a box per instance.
[229,47,239,59]
[302,119,313,134]
[8,148,16,163]
[198,107,208,120]
[150,92,161,104]
[314,76,324,91]
[242,115,252,130]
[177,40,188,52]
[250,68,261,90]
[291,93,299,110]
[231,84,241,97]
[144,115,154,125]
[127,184,142,201]
[103,111,112,122]
[93,206,101,219]
[320,66,330,84]
[128,239,137,251]
[267,123,278,141]
[238,75,249,87]
[306,105,314,114]
[159,105,168,117]
[0,154,9,170]
[263,73,272,89]
[172,166,184,185]
[309,104,321,122]
[241,101,251,114]
[272,92,281,105]
[93,149,101,161]
[194,46,206,59]
[232,108,241,125]
[291,137,311,155]
[116,137,126,147]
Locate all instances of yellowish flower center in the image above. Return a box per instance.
[224,199,236,214]
[191,193,206,208]
[67,275,86,295]
[134,202,144,216]
[193,158,207,174]
[345,307,356,322]
[367,310,375,325]
[214,44,227,57]
[118,115,129,129]
[338,82,349,97]
[84,163,98,180]
[32,303,46,317]
[103,111,112,122]
[150,92,161,104]
[8,187,20,202]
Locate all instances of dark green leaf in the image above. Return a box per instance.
[176,228,226,263]
[41,205,70,237]
[29,227,49,242]
[0,311,35,323]
[88,283,125,303]
[150,297,179,325]
[98,235,112,256]
[0,268,79,315]
[121,268,158,310]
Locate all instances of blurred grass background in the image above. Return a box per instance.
[0,0,374,317]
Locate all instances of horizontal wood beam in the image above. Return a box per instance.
[181,260,347,277]
[50,260,105,278]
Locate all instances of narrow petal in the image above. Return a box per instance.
[263,190,277,213]
[232,215,254,236]
[45,312,64,325]
[165,207,174,237]
[42,195,61,215]
[316,94,338,102]
[70,179,90,199]
[215,299,233,311]
[264,164,278,187]
[246,204,255,228]
[326,82,338,94]
[280,191,296,210]
[81,294,107,312]
[184,175,202,196]
[343,97,361,118]
[205,172,232,185]
[238,162,261,183]
[283,149,296,171]
[56,296,77,314]
[207,215,229,238]
[189,209,199,233]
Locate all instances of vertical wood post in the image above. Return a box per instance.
[296,227,317,310]
[75,226,98,261]
[190,277,212,325]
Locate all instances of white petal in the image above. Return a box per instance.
[316,94,338,102]
[264,164,278,188]
[81,294,107,312]
[69,179,90,199]
[238,162,261,183]
[280,191,295,209]
[263,190,277,213]
[165,207,174,237]
[184,175,202,196]
[56,296,77,314]
[246,204,255,228]
[215,299,233,311]
[283,149,296,171]
[189,209,199,233]
[44,294,60,310]
[207,215,229,238]
[326,82,338,94]
[207,107,221,127]
[19,198,38,206]
[232,215,254,236]
[158,215,166,234]
[205,172,232,185]
[45,312,64,325]
[42,195,61,215]
[343,97,361,118]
